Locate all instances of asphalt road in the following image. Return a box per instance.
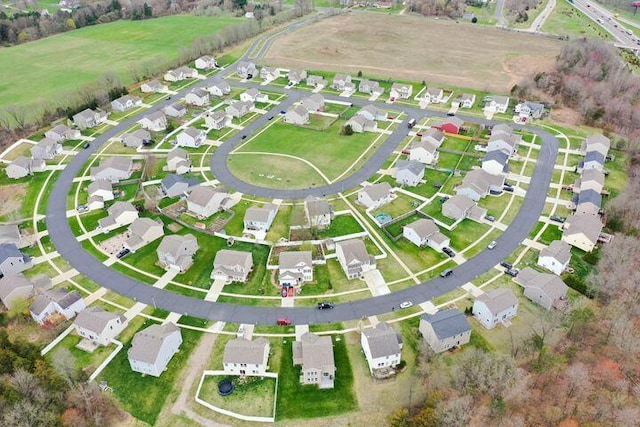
[45,20,560,326]
[572,0,640,47]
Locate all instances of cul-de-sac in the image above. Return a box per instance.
[0,1,639,426]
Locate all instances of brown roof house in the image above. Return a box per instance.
[293,332,335,389]
[223,337,270,376]
[157,234,199,272]
[128,322,182,377]
[211,249,253,283]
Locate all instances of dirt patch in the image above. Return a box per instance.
[0,183,27,219]
[262,13,563,92]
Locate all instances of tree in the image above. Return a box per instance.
[341,124,353,135]
[66,18,75,30]
[388,407,410,427]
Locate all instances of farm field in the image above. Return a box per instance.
[0,15,240,109]
[261,12,564,92]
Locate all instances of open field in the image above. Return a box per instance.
[262,12,564,92]
[0,15,240,109]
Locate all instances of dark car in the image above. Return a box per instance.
[167,96,172,100]
[443,247,455,258]
[116,248,130,259]
[280,110,286,115]
[268,116,274,120]
[549,215,565,223]
[440,268,453,278]
[503,186,514,193]
[500,261,513,269]
[317,302,335,310]
[241,135,247,140]
[504,268,519,277]
[485,215,496,222]
[83,142,91,149]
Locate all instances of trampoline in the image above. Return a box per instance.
[375,213,393,224]
[218,379,235,396]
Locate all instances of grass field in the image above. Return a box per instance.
[542,0,613,39]
[262,12,564,92]
[0,15,240,109]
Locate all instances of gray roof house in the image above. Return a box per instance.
[402,218,450,252]
[574,168,605,194]
[487,133,521,156]
[163,66,197,82]
[236,61,257,79]
[581,134,610,156]
[278,250,313,286]
[336,239,376,279]
[157,234,199,272]
[73,306,127,348]
[211,249,254,283]
[223,337,270,376]
[284,105,310,125]
[562,213,603,252]
[72,108,108,130]
[128,322,183,377]
[45,124,80,142]
[419,309,471,353]
[442,194,487,222]
[0,243,31,277]
[111,94,142,112]
[30,288,86,325]
[361,322,403,375]
[356,104,386,121]
[186,186,233,218]
[6,156,41,179]
[332,73,353,91]
[516,267,569,310]
[0,224,21,247]
[358,182,393,209]
[205,110,230,130]
[167,148,191,175]
[161,174,199,199]
[515,101,545,119]
[472,288,519,329]
[537,240,572,276]
[304,196,333,229]
[90,156,133,183]
[31,138,62,160]
[482,149,509,176]
[358,79,384,95]
[301,94,325,112]
[97,201,139,231]
[205,81,231,97]
[580,150,605,172]
[409,139,440,165]
[288,69,308,85]
[164,102,187,118]
[122,129,151,148]
[259,66,281,81]
[185,88,210,106]
[138,111,167,132]
[390,83,412,99]
[395,159,425,187]
[87,179,114,210]
[140,79,168,93]
[225,100,254,119]
[456,169,505,201]
[244,204,278,232]
[124,218,164,252]
[176,127,206,148]
[575,189,601,216]
[293,332,335,389]
[195,55,217,70]
[0,273,51,310]
[346,115,377,133]
[306,75,328,88]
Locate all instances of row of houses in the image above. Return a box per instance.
[481,124,522,176]
[283,94,326,126]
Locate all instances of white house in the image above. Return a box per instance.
[580,134,610,157]
[236,61,257,79]
[29,288,86,325]
[240,88,267,103]
[422,87,444,104]
[225,100,254,119]
[176,127,206,148]
[30,138,62,160]
[356,105,386,121]
[206,81,231,97]
[403,218,450,252]
[186,186,233,218]
[293,332,335,389]
[457,93,476,108]
[278,251,313,286]
[336,239,376,279]
[111,95,142,112]
[472,288,519,329]
[358,182,393,209]
[87,179,114,210]
[487,133,520,156]
[128,322,182,377]
[167,148,191,175]
[73,307,126,347]
[361,322,402,375]
[482,150,509,176]
[395,160,425,186]
[0,273,51,310]
[288,69,307,85]
[138,111,167,132]
[419,309,471,353]
[243,204,278,232]
[211,249,253,283]
[346,115,377,133]
[90,157,133,183]
[390,83,412,99]
[284,105,310,125]
[223,338,270,376]
[195,55,217,70]
[304,196,333,229]
[537,240,572,276]
[45,124,80,142]
[456,169,504,201]
[0,244,31,277]
[157,234,199,272]
[185,88,210,107]
[409,139,439,165]
[205,111,230,130]
[332,73,354,91]
[484,95,510,113]
[72,108,108,130]
[259,66,281,81]
[122,129,151,148]
[301,94,325,112]
[97,201,139,231]
[515,101,545,121]
[140,79,168,93]
[561,213,603,253]
[164,66,197,82]
[124,218,164,252]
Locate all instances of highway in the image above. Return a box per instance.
[571,0,640,48]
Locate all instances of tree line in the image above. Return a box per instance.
[406,0,466,19]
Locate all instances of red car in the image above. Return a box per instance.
[416,132,423,137]
[277,317,292,326]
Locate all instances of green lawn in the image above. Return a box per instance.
[542,0,613,39]
[199,375,277,418]
[276,336,357,420]
[227,153,327,190]
[232,120,379,183]
[0,15,240,111]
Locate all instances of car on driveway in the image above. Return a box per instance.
[504,268,519,277]
[500,261,513,269]
[116,248,130,259]
[277,317,292,325]
[443,247,455,257]
[487,241,497,250]
[317,302,334,310]
[549,215,565,223]
[485,215,495,222]
[400,301,413,309]
[440,268,453,278]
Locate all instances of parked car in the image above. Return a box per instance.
[400,301,413,309]
[549,215,565,223]
[76,205,88,213]
[487,241,498,250]
[241,135,247,140]
[485,215,496,222]
[83,142,90,149]
[439,196,450,204]
[503,186,514,193]
[500,261,513,269]
[276,317,292,326]
[504,268,519,277]
[116,248,130,259]
[268,116,274,120]
[440,269,453,278]
[281,287,288,298]
[317,302,335,310]
[443,247,455,257]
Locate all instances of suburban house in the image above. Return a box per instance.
[186,186,233,218]
[491,123,515,137]
[395,159,425,186]
[433,117,464,134]
[205,111,230,130]
[421,128,446,146]
[176,127,206,148]
[45,124,80,142]
[206,81,231,97]
[140,79,168,93]
[575,189,601,216]
[284,105,310,125]
[472,288,519,329]
[304,196,333,229]
[442,195,488,222]
[223,338,270,376]
[482,150,510,175]
[332,73,354,91]
[278,251,313,286]
[167,148,192,175]
[97,201,139,231]
[185,88,210,106]
[195,55,217,70]
[358,79,384,96]
[419,308,472,353]
[244,204,278,232]
[293,332,335,389]
[90,156,133,183]
[456,169,505,201]
[30,138,62,160]
[403,218,450,252]
[336,239,376,279]
[72,108,108,130]
[361,322,403,375]
[487,133,521,156]
[236,61,257,79]
[240,88,268,103]
[580,134,610,156]
[6,157,42,179]
[138,111,167,132]
[537,240,572,275]
[423,87,444,104]
[157,234,199,272]
[579,150,605,172]
[574,168,605,194]
[211,249,253,283]
[301,94,325,112]
[514,101,545,121]
[73,307,126,347]
[457,93,476,108]
[358,182,393,209]
[356,104,386,121]
[111,94,142,112]
[0,273,51,310]
[390,83,412,99]
[87,179,114,210]
[0,243,31,277]
[0,225,21,247]
[122,129,151,148]
[346,115,377,133]
[306,75,328,88]
[164,103,187,118]
[225,100,254,119]
[124,218,164,252]
[259,66,281,81]
[288,69,308,85]
[160,174,199,198]
[128,322,182,377]
[30,288,86,325]
[485,95,510,113]
[164,66,197,82]
[516,267,569,311]
[562,213,603,252]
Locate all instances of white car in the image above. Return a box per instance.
[399,301,413,309]
[487,241,498,250]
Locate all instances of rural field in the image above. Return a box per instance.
[261,12,564,92]
[0,14,240,109]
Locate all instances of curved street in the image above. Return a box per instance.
[45,20,560,325]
